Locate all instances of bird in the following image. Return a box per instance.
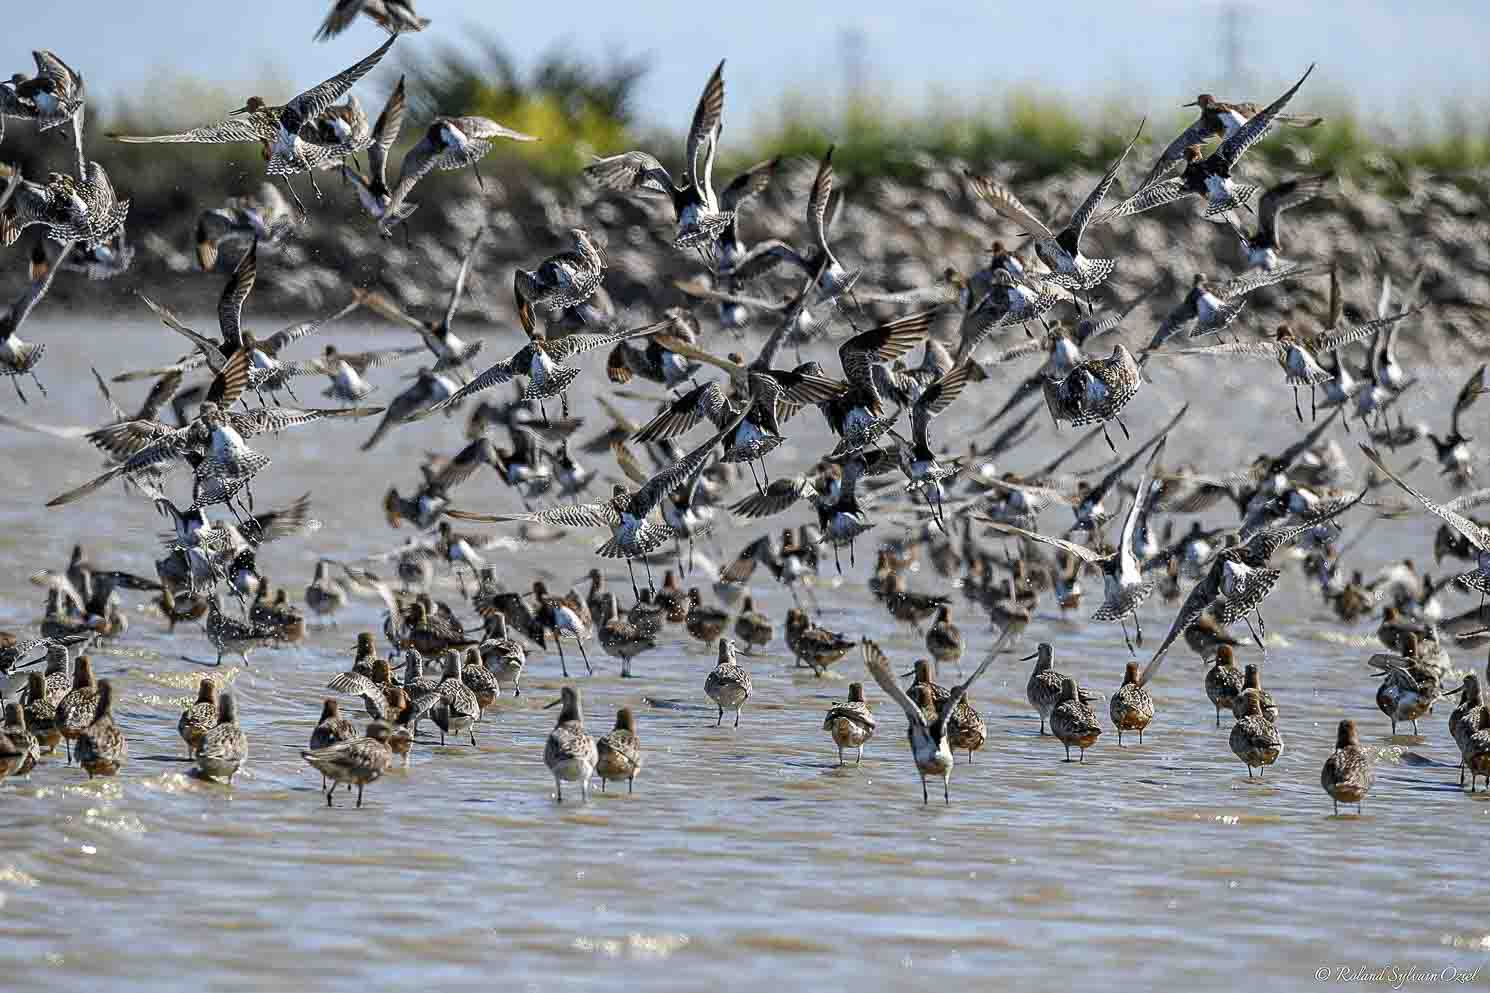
[861,632,1006,804]
[1231,663,1279,723]
[1361,446,1490,601]
[704,638,753,727]
[110,38,396,215]
[986,434,1168,651]
[177,677,219,757]
[1,162,126,249]
[513,228,608,325]
[595,708,643,793]
[823,682,876,766]
[0,237,69,402]
[1041,344,1143,451]
[1139,84,1323,190]
[380,115,538,234]
[338,75,417,230]
[1205,645,1246,727]
[1225,173,1333,270]
[315,0,429,41]
[1143,492,1366,681]
[1321,719,1373,814]
[75,678,127,778]
[1230,696,1283,779]
[924,605,964,674]
[1049,677,1103,762]
[1109,662,1156,746]
[583,60,734,251]
[194,692,248,784]
[1,51,87,176]
[301,721,394,807]
[1105,65,1315,220]
[544,685,598,803]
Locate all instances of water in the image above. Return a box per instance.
[3,317,1488,992]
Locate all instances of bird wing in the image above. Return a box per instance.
[548,318,667,362]
[1451,364,1486,439]
[630,406,748,518]
[368,74,407,187]
[1098,179,1190,223]
[1138,116,1213,190]
[861,638,929,731]
[261,299,361,355]
[110,115,277,145]
[964,172,1052,239]
[838,311,935,387]
[244,493,316,544]
[1215,64,1316,170]
[632,381,729,443]
[229,405,381,438]
[431,438,497,493]
[582,151,675,198]
[684,60,725,197]
[446,502,620,529]
[1067,117,1145,247]
[806,146,837,257]
[980,522,1105,564]
[1255,172,1332,249]
[443,228,483,331]
[137,294,224,372]
[282,36,396,134]
[719,157,778,212]
[216,240,257,351]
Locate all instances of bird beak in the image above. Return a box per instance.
[543,697,562,709]
[1019,652,1038,661]
[1181,100,1200,108]
[899,669,915,679]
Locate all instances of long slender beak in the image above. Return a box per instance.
[543,697,562,709]
[1019,652,1038,661]
[899,669,915,679]
[1181,100,1200,108]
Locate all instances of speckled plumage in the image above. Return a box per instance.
[705,638,753,727]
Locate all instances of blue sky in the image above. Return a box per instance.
[5,1,1488,134]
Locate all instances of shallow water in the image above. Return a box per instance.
[3,317,1489,992]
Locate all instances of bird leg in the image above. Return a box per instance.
[1292,387,1303,423]
[282,176,309,218]
[30,372,46,397]
[1243,613,1265,653]
[1120,618,1134,655]
[556,640,569,678]
[1102,425,1116,452]
[11,376,26,403]
[1116,417,1131,440]
[625,558,640,601]
[472,161,486,191]
[578,638,593,675]
[1310,385,1317,422]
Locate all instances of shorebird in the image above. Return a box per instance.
[1109,662,1155,745]
[823,682,876,766]
[1050,677,1103,762]
[75,679,127,778]
[1142,265,1316,351]
[1230,696,1283,779]
[55,655,98,764]
[1362,446,1490,602]
[1041,344,1142,451]
[22,672,61,756]
[862,633,1004,804]
[1143,491,1366,680]
[1,704,38,777]
[889,360,979,530]
[315,0,429,40]
[1142,83,1322,187]
[784,608,853,675]
[1225,173,1333,270]
[513,227,607,324]
[925,606,964,674]
[965,119,1144,303]
[110,37,396,215]
[1148,312,1414,422]
[446,406,748,598]
[597,592,657,678]
[428,314,663,425]
[1321,719,1373,814]
[194,185,295,271]
[380,114,538,234]
[1369,634,1444,736]
[195,693,248,783]
[1426,364,1485,490]
[1,51,87,176]
[685,588,729,643]
[705,638,753,727]
[301,721,394,807]
[583,61,735,252]
[1,163,126,249]
[544,685,598,803]
[595,708,643,793]
[1204,645,1246,727]
[337,75,416,229]
[1106,65,1315,220]
[1231,663,1279,723]
[987,435,1167,652]
[174,676,217,754]
[1,236,69,401]
[414,650,481,746]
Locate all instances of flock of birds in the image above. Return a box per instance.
[4,4,1490,814]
